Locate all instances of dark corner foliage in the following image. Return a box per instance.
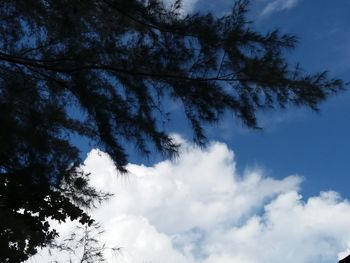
[0,0,344,261]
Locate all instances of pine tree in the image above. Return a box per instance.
[0,0,344,261]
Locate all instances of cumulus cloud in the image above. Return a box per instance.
[30,138,350,263]
[261,0,300,16]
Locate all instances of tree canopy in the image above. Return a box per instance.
[0,0,344,261]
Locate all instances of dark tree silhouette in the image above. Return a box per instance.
[340,255,350,263]
[0,0,344,261]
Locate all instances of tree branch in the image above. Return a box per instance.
[0,51,242,82]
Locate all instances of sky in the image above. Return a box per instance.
[30,0,350,262]
[170,0,350,199]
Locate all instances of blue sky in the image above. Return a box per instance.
[47,1,350,262]
[229,0,350,198]
[173,0,350,199]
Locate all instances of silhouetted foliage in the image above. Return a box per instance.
[0,0,344,261]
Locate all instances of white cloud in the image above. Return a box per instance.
[261,0,300,16]
[30,138,350,263]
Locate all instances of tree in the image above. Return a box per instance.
[0,0,344,261]
[48,222,120,262]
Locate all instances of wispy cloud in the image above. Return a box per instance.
[261,0,300,16]
[163,0,199,14]
[31,138,350,263]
